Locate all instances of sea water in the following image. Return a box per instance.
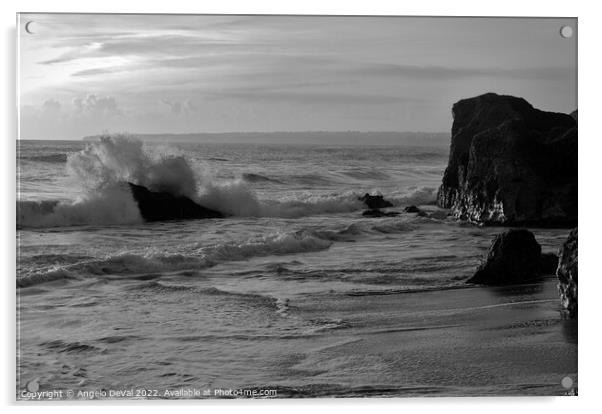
[16,137,570,397]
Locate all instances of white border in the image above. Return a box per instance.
[3,1,601,413]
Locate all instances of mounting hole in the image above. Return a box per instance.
[25,21,35,35]
[560,25,573,39]
[561,376,574,389]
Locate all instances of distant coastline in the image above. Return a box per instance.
[80,131,450,146]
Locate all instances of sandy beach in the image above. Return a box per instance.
[17,273,577,398]
[271,277,577,397]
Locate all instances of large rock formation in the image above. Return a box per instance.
[467,229,543,285]
[437,93,577,227]
[557,228,578,317]
[128,182,224,222]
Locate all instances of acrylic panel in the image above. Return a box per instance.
[17,14,578,400]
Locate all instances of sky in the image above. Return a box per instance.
[18,14,577,140]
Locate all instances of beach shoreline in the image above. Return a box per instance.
[272,276,577,397]
[17,274,577,399]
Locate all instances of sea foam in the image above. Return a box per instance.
[17,184,143,228]
[19,135,197,228]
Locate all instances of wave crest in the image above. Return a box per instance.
[18,229,337,287]
[17,183,142,228]
[67,135,198,198]
[388,187,437,206]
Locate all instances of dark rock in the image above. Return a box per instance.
[539,252,559,275]
[362,209,400,218]
[557,228,578,317]
[437,93,577,227]
[404,205,421,213]
[127,182,224,222]
[467,229,542,285]
[359,193,393,209]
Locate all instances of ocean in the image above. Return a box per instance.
[16,137,574,398]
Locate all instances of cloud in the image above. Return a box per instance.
[160,99,197,116]
[20,15,577,136]
[40,34,246,66]
[20,94,129,139]
[42,98,61,113]
[71,67,120,77]
[72,94,122,117]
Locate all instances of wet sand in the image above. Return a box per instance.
[17,275,577,399]
[278,276,577,397]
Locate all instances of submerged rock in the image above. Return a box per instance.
[127,182,224,222]
[362,209,400,218]
[467,229,542,285]
[404,205,421,213]
[437,93,577,227]
[359,193,393,209]
[557,228,578,317]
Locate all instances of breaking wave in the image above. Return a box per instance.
[17,135,438,228]
[17,218,420,288]
[388,187,438,206]
[17,228,340,287]
[18,135,195,228]
[196,180,365,218]
[67,135,198,198]
[17,184,143,228]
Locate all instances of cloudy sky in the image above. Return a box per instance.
[18,14,576,140]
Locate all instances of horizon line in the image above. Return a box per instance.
[19,130,451,141]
